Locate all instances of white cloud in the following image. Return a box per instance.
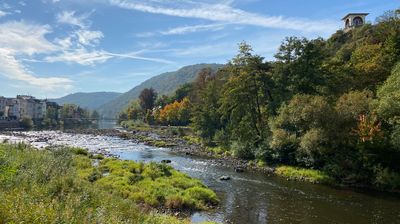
[45,49,113,66]
[56,10,92,28]
[0,10,7,17]
[136,23,227,37]
[0,21,56,55]
[0,49,72,90]
[0,21,72,90]
[76,29,104,46]
[160,23,226,35]
[110,0,339,33]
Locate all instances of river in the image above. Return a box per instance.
[1,129,399,224]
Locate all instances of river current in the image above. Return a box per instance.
[1,130,399,224]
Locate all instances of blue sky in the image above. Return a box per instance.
[0,0,398,98]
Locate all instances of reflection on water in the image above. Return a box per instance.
[1,131,399,224]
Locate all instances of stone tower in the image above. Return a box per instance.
[342,13,368,32]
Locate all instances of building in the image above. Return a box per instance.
[0,97,20,120]
[343,13,369,32]
[0,97,6,118]
[0,95,62,122]
[17,95,35,119]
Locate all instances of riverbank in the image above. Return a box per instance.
[0,143,218,223]
[70,125,400,192]
[62,125,331,184]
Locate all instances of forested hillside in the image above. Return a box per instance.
[97,64,223,118]
[51,92,121,110]
[121,9,400,190]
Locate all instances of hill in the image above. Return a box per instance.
[51,92,122,110]
[97,63,223,118]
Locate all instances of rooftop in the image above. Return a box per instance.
[342,13,369,20]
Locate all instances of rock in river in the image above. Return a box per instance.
[220,175,231,181]
[161,159,172,163]
[235,167,245,173]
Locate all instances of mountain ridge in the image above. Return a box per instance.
[97,63,224,118]
[50,92,122,110]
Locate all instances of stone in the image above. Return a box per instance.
[220,175,231,181]
[235,167,245,173]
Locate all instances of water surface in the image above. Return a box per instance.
[1,131,399,224]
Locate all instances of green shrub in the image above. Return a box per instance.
[275,166,333,184]
[71,148,88,156]
[374,167,400,190]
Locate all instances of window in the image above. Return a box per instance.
[353,17,363,26]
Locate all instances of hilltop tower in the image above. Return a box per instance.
[342,13,368,32]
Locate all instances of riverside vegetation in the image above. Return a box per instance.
[119,9,400,191]
[0,143,218,223]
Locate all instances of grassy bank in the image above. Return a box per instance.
[0,143,218,223]
[118,123,336,186]
[275,166,334,184]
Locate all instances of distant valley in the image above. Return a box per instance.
[52,63,224,118]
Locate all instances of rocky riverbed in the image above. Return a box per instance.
[1,129,400,224]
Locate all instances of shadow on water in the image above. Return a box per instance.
[3,129,400,224]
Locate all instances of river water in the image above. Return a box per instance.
[1,130,399,224]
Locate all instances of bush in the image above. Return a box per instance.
[20,116,33,129]
[374,167,400,190]
[71,148,89,156]
[230,141,255,160]
[275,166,333,184]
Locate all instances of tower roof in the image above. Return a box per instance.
[342,13,369,20]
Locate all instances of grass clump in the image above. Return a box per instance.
[275,166,334,184]
[0,143,216,223]
[90,159,219,210]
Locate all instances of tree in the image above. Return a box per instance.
[20,116,33,129]
[91,110,100,120]
[157,97,191,126]
[191,77,223,144]
[139,88,157,112]
[219,42,273,155]
[273,37,327,100]
[376,62,400,151]
[270,95,334,167]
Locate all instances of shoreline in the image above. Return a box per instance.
[63,127,400,195]
[2,127,400,195]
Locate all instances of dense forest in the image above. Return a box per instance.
[120,9,400,190]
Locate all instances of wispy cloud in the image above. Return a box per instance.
[110,0,339,33]
[0,21,72,90]
[0,10,8,17]
[161,23,226,35]
[56,10,94,28]
[0,21,56,55]
[0,49,72,91]
[136,23,227,37]
[48,10,172,66]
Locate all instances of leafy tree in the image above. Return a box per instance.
[157,98,191,126]
[139,88,157,112]
[219,42,273,152]
[172,83,193,102]
[91,110,100,120]
[273,37,327,100]
[191,75,223,144]
[270,95,334,167]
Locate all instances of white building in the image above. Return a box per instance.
[17,95,47,119]
[343,13,369,32]
[0,97,20,120]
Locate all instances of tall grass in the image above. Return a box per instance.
[275,166,334,184]
[0,143,217,223]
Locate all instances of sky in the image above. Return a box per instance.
[0,0,398,98]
